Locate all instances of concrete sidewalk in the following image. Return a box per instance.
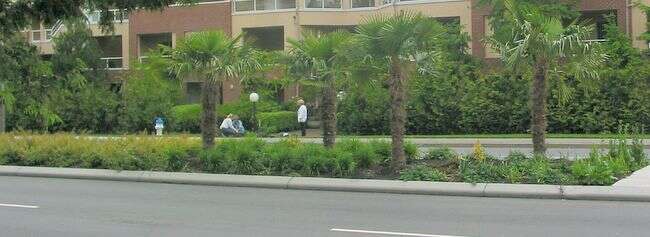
[256,137,650,148]
[615,166,650,188]
[2,165,650,202]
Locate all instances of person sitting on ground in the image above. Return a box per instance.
[220,114,238,137]
[232,115,245,135]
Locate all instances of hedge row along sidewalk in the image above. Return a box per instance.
[2,165,650,202]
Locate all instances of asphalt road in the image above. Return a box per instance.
[2,177,650,237]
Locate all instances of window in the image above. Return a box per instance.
[235,0,254,11]
[579,10,616,41]
[235,0,295,11]
[243,27,285,50]
[306,0,341,8]
[352,0,374,8]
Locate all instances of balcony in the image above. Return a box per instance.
[30,29,53,43]
[101,57,124,70]
[95,35,124,69]
[85,9,129,24]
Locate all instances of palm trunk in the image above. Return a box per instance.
[0,100,5,133]
[201,80,219,149]
[531,63,548,155]
[389,59,407,173]
[321,77,337,149]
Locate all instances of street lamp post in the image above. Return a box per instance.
[249,92,259,132]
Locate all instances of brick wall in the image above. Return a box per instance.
[129,2,232,59]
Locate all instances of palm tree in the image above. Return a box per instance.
[0,82,15,133]
[169,31,260,149]
[487,0,605,154]
[287,31,351,148]
[356,12,443,173]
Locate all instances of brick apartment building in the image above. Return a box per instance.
[26,0,650,103]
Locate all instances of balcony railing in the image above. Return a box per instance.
[138,55,171,64]
[101,57,124,70]
[30,29,53,42]
[235,0,296,12]
[584,38,608,43]
[85,9,129,24]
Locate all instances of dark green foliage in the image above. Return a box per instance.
[337,84,390,135]
[399,165,447,181]
[258,111,299,134]
[46,22,121,133]
[2,35,58,131]
[119,53,181,133]
[1,0,194,36]
[170,101,283,133]
[169,104,202,133]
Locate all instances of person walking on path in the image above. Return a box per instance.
[297,99,308,137]
[220,114,238,137]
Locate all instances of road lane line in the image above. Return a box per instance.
[330,228,466,237]
[0,203,39,209]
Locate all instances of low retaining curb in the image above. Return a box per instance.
[2,166,649,202]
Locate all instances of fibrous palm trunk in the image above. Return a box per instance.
[0,101,5,133]
[201,80,219,149]
[389,59,407,173]
[321,77,337,149]
[531,63,548,155]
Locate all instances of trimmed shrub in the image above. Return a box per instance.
[169,104,201,133]
[170,101,283,133]
[258,111,300,134]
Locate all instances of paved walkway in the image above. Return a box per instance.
[615,166,650,188]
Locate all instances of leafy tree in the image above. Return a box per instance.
[120,53,181,132]
[169,31,260,149]
[46,19,122,133]
[356,12,445,172]
[1,35,58,131]
[287,31,352,148]
[0,0,196,36]
[487,0,605,154]
[0,0,193,133]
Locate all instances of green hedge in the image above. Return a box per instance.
[169,101,283,133]
[258,111,300,134]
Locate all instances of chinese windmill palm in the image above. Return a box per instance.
[356,11,444,173]
[487,0,606,154]
[287,31,352,148]
[169,31,261,149]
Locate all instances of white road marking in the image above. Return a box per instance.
[0,203,39,209]
[330,228,466,237]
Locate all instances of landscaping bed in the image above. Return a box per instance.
[0,134,646,186]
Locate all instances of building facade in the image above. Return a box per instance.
[26,0,650,103]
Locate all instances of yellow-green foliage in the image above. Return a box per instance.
[0,133,201,171]
[471,141,486,162]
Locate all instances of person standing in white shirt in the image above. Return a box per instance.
[297,99,308,137]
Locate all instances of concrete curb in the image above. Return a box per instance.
[2,166,650,202]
